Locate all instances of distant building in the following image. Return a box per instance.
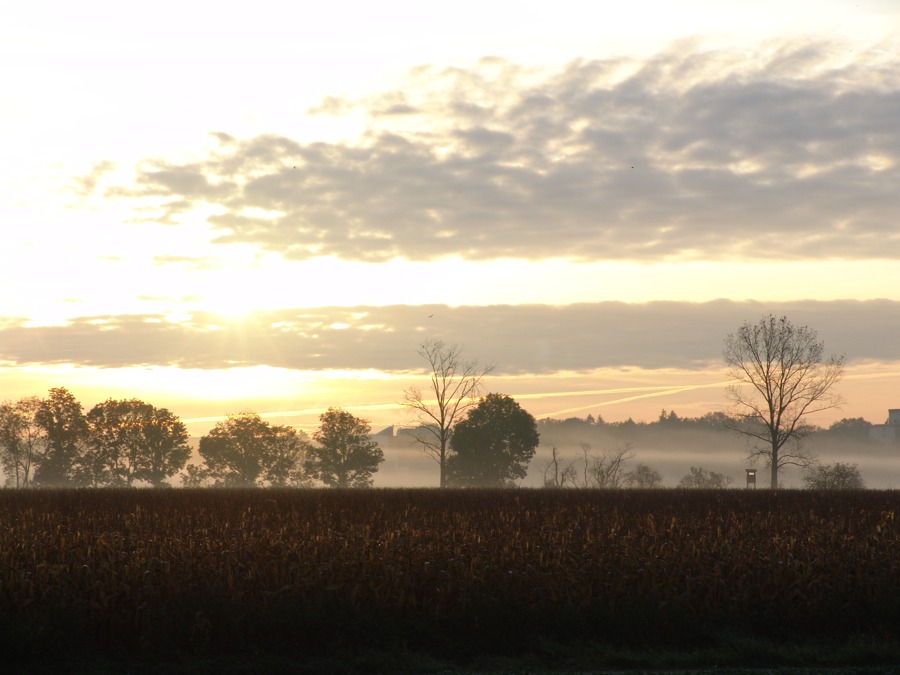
[869,409,900,443]
[397,425,438,438]
[369,426,427,449]
[370,425,407,448]
[371,425,396,439]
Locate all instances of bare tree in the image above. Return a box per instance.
[724,314,844,489]
[678,466,733,489]
[572,442,634,488]
[543,445,577,488]
[588,443,634,488]
[578,442,592,488]
[401,340,492,487]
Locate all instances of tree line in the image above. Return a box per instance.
[0,390,869,491]
[0,314,874,490]
[0,383,541,489]
[538,409,884,439]
[0,389,389,489]
[0,389,190,488]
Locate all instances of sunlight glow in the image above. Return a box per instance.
[2,0,898,488]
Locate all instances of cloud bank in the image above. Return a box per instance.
[82,40,900,263]
[1,300,896,373]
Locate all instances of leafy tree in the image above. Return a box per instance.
[623,462,663,488]
[85,399,145,486]
[85,399,191,487]
[401,340,492,487]
[826,417,872,442]
[265,426,313,487]
[724,314,844,489]
[696,411,736,431]
[138,406,192,487]
[612,417,638,433]
[199,412,307,487]
[446,393,539,487]
[678,466,733,489]
[181,462,209,488]
[34,387,88,487]
[0,397,45,488]
[803,462,865,490]
[305,408,383,488]
[657,409,681,424]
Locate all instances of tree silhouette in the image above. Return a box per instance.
[447,393,539,487]
[803,462,865,489]
[724,314,844,489]
[305,408,383,488]
[678,466,733,489]
[199,412,307,487]
[34,387,88,487]
[623,462,663,488]
[0,397,44,488]
[85,399,191,487]
[401,340,492,488]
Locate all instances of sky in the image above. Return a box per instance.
[2,0,899,466]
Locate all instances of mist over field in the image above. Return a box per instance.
[13,419,896,490]
[3,2,898,492]
[369,415,900,489]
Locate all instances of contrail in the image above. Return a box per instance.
[842,368,900,381]
[181,382,732,427]
[540,381,731,418]
[510,384,714,401]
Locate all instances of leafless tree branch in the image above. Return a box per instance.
[400,339,493,487]
[724,314,844,488]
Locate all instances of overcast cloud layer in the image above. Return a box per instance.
[1,300,896,373]
[79,39,900,263]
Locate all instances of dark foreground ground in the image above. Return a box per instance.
[1,488,899,673]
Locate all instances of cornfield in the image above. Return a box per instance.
[1,488,898,666]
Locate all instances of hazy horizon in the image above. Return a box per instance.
[2,0,898,481]
[3,388,896,489]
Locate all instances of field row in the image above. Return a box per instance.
[1,489,898,662]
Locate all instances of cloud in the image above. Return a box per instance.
[0,300,895,373]
[305,96,357,116]
[68,160,116,198]
[151,255,223,270]
[79,39,900,263]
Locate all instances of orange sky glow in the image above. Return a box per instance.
[1,0,898,487]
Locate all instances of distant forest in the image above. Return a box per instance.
[525,411,896,489]
[537,409,886,445]
[376,409,897,489]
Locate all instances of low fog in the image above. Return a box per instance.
[372,413,900,489]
